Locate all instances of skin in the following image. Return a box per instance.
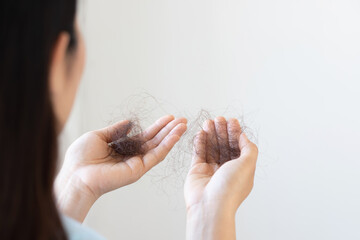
[51,20,258,239]
[55,115,187,222]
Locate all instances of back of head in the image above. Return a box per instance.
[0,0,76,239]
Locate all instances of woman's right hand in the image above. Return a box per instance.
[184,117,258,240]
[55,115,187,222]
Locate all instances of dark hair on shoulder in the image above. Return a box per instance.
[0,0,77,239]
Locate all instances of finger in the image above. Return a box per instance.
[203,119,219,164]
[191,130,207,167]
[142,115,175,141]
[143,123,187,172]
[144,117,187,151]
[95,120,132,142]
[214,116,230,164]
[238,133,258,165]
[227,118,241,159]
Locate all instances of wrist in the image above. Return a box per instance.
[55,170,98,223]
[186,202,236,240]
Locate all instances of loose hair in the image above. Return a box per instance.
[0,0,77,239]
[108,111,242,165]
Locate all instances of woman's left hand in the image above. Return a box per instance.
[55,115,187,222]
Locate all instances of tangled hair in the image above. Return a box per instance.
[107,110,245,166]
[196,127,241,165]
[108,121,146,157]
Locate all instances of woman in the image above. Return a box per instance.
[0,0,258,239]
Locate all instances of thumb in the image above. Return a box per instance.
[238,132,258,164]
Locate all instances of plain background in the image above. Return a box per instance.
[59,0,360,239]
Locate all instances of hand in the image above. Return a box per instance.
[55,115,187,222]
[184,117,258,240]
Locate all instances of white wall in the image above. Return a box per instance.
[61,0,360,239]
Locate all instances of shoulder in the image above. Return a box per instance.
[61,215,106,240]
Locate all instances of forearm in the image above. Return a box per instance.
[54,171,97,223]
[186,203,236,240]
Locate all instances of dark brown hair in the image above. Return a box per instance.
[108,112,242,165]
[108,121,147,157]
[0,0,76,239]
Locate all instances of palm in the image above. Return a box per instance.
[185,162,216,207]
[61,115,187,198]
[185,160,240,207]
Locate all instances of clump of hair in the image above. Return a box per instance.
[187,110,242,166]
[107,109,249,168]
[107,120,146,157]
[198,130,241,166]
[106,93,255,175]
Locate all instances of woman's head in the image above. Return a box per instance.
[0,0,82,239]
